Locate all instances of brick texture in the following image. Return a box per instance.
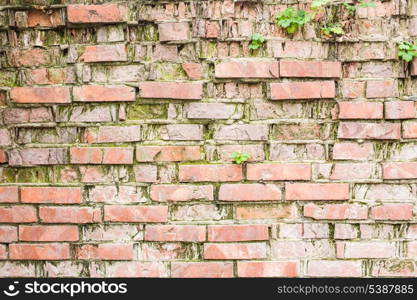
[0,0,415,278]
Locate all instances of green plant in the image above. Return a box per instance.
[358,0,376,8]
[249,33,265,50]
[230,152,251,164]
[321,23,345,37]
[342,2,357,15]
[275,8,311,34]
[311,0,330,10]
[398,41,417,62]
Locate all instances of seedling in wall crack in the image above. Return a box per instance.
[398,41,417,62]
[275,8,311,34]
[321,23,345,37]
[231,152,251,164]
[249,33,265,50]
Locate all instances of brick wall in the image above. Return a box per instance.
[0,0,416,277]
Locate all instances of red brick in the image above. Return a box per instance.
[133,165,157,183]
[76,244,133,260]
[204,243,267,259]
[0,187,18,203]
[338,101,383,119]
[333,142,374,160]
[79,44,127,62]
[10,243,70,260]
[145,225,206,242]
[8,148,66,166]
[238,261,299,277]
[341,81,366,98]
[205,21,219,38]
[139,82,203,100]
[383,162,417,179]
[171,262,233,278]
[215,60,279,78]
[159,22,189,41]
[27,9,64,27]
[0,206,37,223]
[385,101,416,119]
[84,125,141,144]
[39,207,101,223]
[286,183,349,201]
[330,163,376,180]
[136,146,200,162]
[403,121,417,138]
[104,205,168,223]
[182,63,203,80]
[370,204,413,220]
[208,224,269,242]
[21,187,81,204]
[366,80,397,98]
[337,241,396,258]
[8,48,50,67]
[10,87,70,103]
[306,260,362,277]
[304,204,368,220]
[68,4,127,23]
[270,81,335,100]
[0,226,17,242]
[247,163,311,181]
[338,122,401,139]
[73,85,135,102]
[3,107,52,125]
[236,204,297,220]
[280,61,341,78]
[412,59,417,76]
[70,147,133,164]
[19,225,79,241]
[106,262,168,277]
[219,184,281,201]
[179,164,242,182]
[150,184,213,202]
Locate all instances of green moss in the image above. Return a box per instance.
[127,104,168,120]
[0,71,17,87]
[2,167,51,183]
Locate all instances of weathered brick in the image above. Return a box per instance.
[306,260,362,277]
[385,101,416,119]
[338,122,401,139]
[79,44,127,62]
[136,146,200,162]
[21,187,81,204]
[0,187,18,203]
[10,243,70,260]
[215,60,279,78]
[370,204,413,220]
[3,108,53,125]
[366,80,397,98]
[171,262,233,278]
[106,261,168,277]
[403,121,417,138]
[236,204,297,220]
[139,82,203,100]
[247,163,311,181]
[214,124,268,141]
[150,184,213,202]
[85,126,141,143]
[104,205,168,223]
[27,9,64,27]
[145,225,206,242]
[39,207,101,224]
[304,204,368,220]
[271,240,334,258]
[330,163,378,180]
[8,148,66,166]
[70,147,133,164]
[208,224,268,242]
[73,85,135,102]
[270,81,335,100]
[76,244,133,260]
[10,87,70,104]
[0,206,37,223]
[204,243,267,259]
[182,63,203,80]
[185,103,242,119]
[162,125,203,141]
[333,142,374,160]
[238,261,298,277]
[19,225,79,241]
[341,81,366,98]
[159,22,189,41]
[179,164,242,182]
[8,48,51,67]
[338,102,383,119]
[133,165,158,183]
[383,162,417,179]
[280,61,341,78]
[337,241,396,258]
[68,4,127,23]
[219,184,281,201]
[286,183,349,201]
[0,226,18,243]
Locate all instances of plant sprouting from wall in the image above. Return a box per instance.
[249,33,265,50]
[231,152,251,164]
[321,23,344,37]
[398,41,417,62]
[275,7,311,34]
